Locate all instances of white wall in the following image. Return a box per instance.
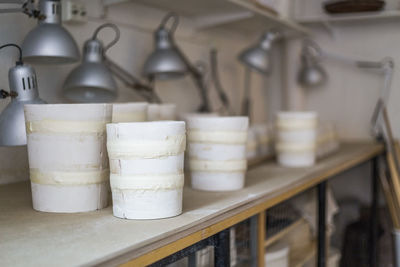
[287,1,400,204]
[289,0,400,140]
[0,0,282,184]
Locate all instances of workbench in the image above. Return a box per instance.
[0,142,384,267]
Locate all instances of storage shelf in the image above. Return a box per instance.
[290,241,317,267]
[296,9,400,24]
[264,218,305,247]
[103,0,310,36]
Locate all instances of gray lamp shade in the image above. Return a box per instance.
[143,27,188,80]
[0,64,45,146]
[63,62,117,103]
[297,41,327,88]
[238,32,278,75]
[297,62,327,88]
[21,0,80,64]
[63,39,117,103]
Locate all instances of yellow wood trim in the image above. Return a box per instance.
[258,211,266,267]
[120,144,383,266]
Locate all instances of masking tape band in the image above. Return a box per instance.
[188,130,247,144]
[30,169,109,185]
[107,135,186,159]
[276,143,316,153]
[26,120,108,134]
[189,159,247,172]
[112,112,146,123]
[110,173,184,190]
[276,120,317,130]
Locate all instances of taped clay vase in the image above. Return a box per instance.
[112,102,148,123]
[24,104,112,213]
[276,111,318,167]
[107,121,186,219]
[147,103,177,121]
[187,116,249,191]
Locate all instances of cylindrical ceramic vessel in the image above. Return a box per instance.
[147,103,177,121]
[24,104,112,213]
[264,242,289,267]
[107,121,186,219]
[276,111,318,167]
[187,116,249,191]
[112,102,148,123]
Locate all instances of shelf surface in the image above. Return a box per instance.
[296,10,400,23]
[104,0,309,36]
[0,142,383,266]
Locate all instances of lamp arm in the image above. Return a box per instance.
[104,57,161,102]
[179,53,210,112]
[189,68,211,112]
[210,48,231,113]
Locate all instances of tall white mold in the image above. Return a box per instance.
[112,102,148,123]
[106,121,186,219]
[187,116,249,191]
[275,111,318,167]
[147,103,177,121]
[24,104,112,213]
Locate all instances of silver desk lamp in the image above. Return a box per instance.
[63,23,156,103]
[0,0,80,64]
[142,12,210,112]
[297,39,394,137]
[238,31,279,116]
[0,43,45,146]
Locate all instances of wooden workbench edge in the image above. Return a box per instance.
[96,143,384,267]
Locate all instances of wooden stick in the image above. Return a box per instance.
[379,165,400,228]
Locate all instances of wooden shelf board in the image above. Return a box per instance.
[104,0,309,36]
[0,142,383,266]
[296,9,400,24]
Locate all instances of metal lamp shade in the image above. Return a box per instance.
[298,63,327,88]
[297,47,328,88]
[143,27,188,80]
[239,46,272,75]
[63,39,117,103]
[143,49,187,80]
[22,24,80,64]
[63,62,117,103]
[0,64,45,146]
[21,0,80,64]
[238,32,278,75]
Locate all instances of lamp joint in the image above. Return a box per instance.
[0,89,18,99]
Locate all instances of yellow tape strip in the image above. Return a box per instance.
[26,120,108,134]
[107,135,186,159]
[188,130,247,144]
[110,173,184,190]
[189,159,247,172]
[276,120,317,130]
[30,169,109,185]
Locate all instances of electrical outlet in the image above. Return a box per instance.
[62,0,87,24]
